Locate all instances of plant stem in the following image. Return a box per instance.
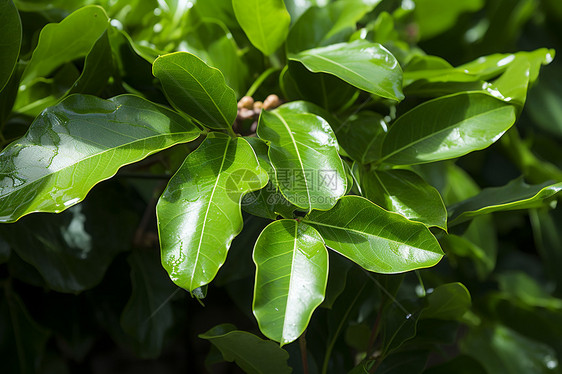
[227,126,237,138]
[299,332,309,374]
[245,67,278,98]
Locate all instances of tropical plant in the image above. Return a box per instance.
[1,0,562,373]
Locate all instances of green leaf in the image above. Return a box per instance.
[0,94,200,223]
[257,107,347,211]
[286,1,373,54]
[280,61,358,111]
[157,134,268,292]
[21,5,109,85]
[302,196,444,273]
[497,271,562,309]
[336,111,387,164]
[181,20,250,97]
[232,0,291,56]
[530,208,562,289]
[121,250,176,358]
[0,0,22,92]
[380,92,517,165]
[448,178,562,226]
[199,324,292,374]
[0,291,50,374]
[422,282,472,320]
[461,324,559,374]
[152,52,237,130]
[413,0,484,40]
[242,137,297,220]
[290,40,404,101]
[361,169,447,229]
[0,182,138,293]
[253,219,328,345]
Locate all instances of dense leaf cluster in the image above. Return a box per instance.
[1,0,562,373]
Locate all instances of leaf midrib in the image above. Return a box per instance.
[380,104,512,163]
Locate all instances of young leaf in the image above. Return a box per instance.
[21,5,109,85]
[361,169,447,230]
[232,0,291,56]
[257,108,347,211]
[199,324,291,374]
[0,0,21,92]
[290,40,404,101]
[302,196,444,273]
[152,52,237,130]
[253,219,328,345]
[448,178,562,226]
[380,92,517,165]
[157,134,268,292]
[0,94,200,223]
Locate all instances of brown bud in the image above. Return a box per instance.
[263,94,281,110]
[237,107,254,121]
[237,96,254,110]
[253,101,263,110]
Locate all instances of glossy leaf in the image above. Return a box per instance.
[157,134,268,292]
[121,250,176,358]
[362,169,447,229]
[422,282,472,320]
[0,0,21,92]
[291,40,404,101]
[21,5,109,85]
[152,52,237,130]
[199,324,292,374]
[0,94,199,223]
[253,219,328,345]
[302,196,444,273]
[257,107,347,211]
[448,178,562,226]
[286,1,373,54]
[336,111,387,164]
[380,92,517,165]
[232,0,291,56]
[0,291,50,374]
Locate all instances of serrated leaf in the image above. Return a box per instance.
[302,196,444,273]
[199,324,291,374]
[157,134,268,292]
[0,94,200,223]
[257,107,347,211]
[253,219,328,345]
[232,0,291,56]
[380,92,517,165]
[448,178,562,226]
[290,40,404,101]
[0,0,21,92]
[361,169,447,229]
[153,52,237,130]
[21,5,109,85]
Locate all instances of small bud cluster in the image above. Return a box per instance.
[234,94,281,135]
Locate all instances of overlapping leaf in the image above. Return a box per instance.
[448,178,562,226]
[253,219,328,345]
[380,92,516,165]
[302,196,444,273]
[362,169,447,229]
[257,107,347,211]
[153,52,237,130]
[199,324,291,374]
[291,40,404,101]
[0,94,200,222]
[157,134,268,292]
